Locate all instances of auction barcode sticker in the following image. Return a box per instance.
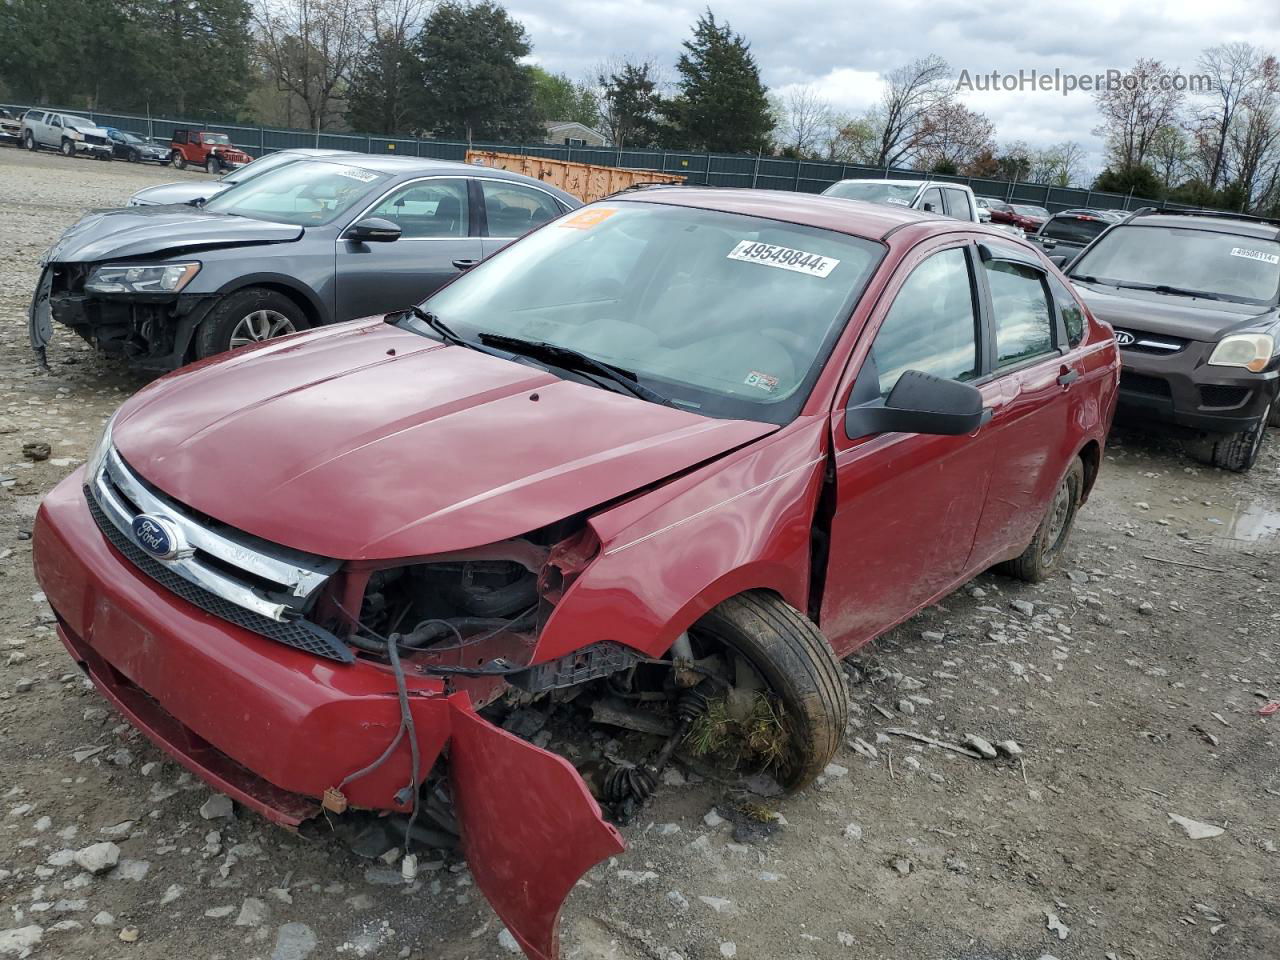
[727,240,839,278]
[1230,247,1280,265]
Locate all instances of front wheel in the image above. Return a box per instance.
[689,592,847,791]
[999,457,1085,583]
[23,130,36,151]
[205,155,220,175]
[129,149,141,163]
[195,288,309,359]
[60,138,75,158]
[1185,403,1271,473]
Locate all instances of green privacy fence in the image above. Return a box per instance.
[3,101,1207,216]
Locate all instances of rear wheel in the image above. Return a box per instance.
[171,150,186,170]
[999,458,1085,583]
[689,592,847,791]
[1185,403,1271,473]
[195,287,308,359]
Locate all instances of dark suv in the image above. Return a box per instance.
[1029,208,1125,261]
[1067,209,1280,471]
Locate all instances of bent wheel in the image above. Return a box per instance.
[999,457,1085,583]
[688,591,847,791]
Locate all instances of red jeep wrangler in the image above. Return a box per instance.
[170,129,253,174]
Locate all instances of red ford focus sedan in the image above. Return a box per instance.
[34,189,1118,959]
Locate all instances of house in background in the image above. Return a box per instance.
[544,121,610,148]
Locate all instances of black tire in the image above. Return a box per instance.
[691,591,847,791]
[1268,400,1280,429]
[171,150,186,170]
[129,149,141,163]
[23,130,36,151]
[60,138,75,158]
[999,457,1085,583]
[205,155,220,175]
[1185,404,1270,473]
[195,287,309,360]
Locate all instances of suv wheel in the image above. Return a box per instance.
[60,138,75,158]
[999,458,1085,583]
[23,130,36,151]
[205,155,220,175]
[687,591,847,791]
[171,150,186,170]
[195,288,309,359]
[1186,403,1271,472]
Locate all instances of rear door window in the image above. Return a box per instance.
[984,257,1055,366]
[480,181,564,238]
[867,246,980,396]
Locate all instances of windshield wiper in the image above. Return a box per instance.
[1108,281,1230,302]
[478,333,671,406]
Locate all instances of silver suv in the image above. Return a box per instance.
[21,111,113,160]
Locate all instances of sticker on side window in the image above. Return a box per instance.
[743,370,780,393]
[1230,247,1280,265]
[560,208,617,229]
[335,167,379,183]
[726,241,839,278]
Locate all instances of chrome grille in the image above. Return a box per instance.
[87,447,353,662]
[1113,328,1186,354]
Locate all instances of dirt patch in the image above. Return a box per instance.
[0,147,1277,960]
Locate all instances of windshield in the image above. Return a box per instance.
[1040,216,1109,244]
[118,132,143,144]
[1071,224,1280,303]
[412,202,883,423]
[64,116,94,129]
[203,160,390,226]
[221,150,307,184]
[824,182,919,207]
[202,133,231,145]
[1013,205,1049,218]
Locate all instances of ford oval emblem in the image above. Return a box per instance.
[132,514,183,561]
[1114,330,1136,347]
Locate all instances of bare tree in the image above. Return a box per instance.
[774,85,835,157]
[870,55,953,167]
[1226,55,1280,205]
[255,0,366,132]
[1028,140,1088,186]
[1093,58,1185,170]
[1149,124,1193,187]
[823,112,879,163]
[913,101,995,171]
[1195,42,1267,189]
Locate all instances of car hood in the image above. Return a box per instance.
[1072,280,1271,341]
[47,207,301,263]
[112,320,776,560]
[129,181,234,206]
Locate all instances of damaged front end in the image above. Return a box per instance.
[30,261,216,370]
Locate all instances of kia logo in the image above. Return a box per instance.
[1114,330,1136,347]
[131,514,184,561]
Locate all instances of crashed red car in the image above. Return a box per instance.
[33,190,1118,958]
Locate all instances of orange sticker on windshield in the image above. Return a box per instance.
[560,208,618,229]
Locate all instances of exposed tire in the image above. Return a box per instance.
[205,155,220,175]
[1185,405,1270,473]
[1268,400,1280,429]
[129,149,141,163]
[999,457,1085,584]
[195,287,309,359]
[690,591,847,791]
[171,150,186,170]
[60,138,75,158]
[23,130,36,151]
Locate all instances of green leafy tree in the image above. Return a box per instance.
[1093,164,1163,198]
[411,1,542,142]
[600,61,665,148]
[530,67,598,127]
[664,8,772,153]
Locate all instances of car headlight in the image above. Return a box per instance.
[85,412,116,480]
[85,262,200,294]
[1208,333,1275,373]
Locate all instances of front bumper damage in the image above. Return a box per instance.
[34,475,625,959]
[29,264,217,369]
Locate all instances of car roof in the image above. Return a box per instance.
[612,187,947,241]
[829,178,969,190]
[1125,211,1280,240]
[302,154,581,204]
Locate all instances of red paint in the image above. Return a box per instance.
[33,192,1119,960]
[1260,702,1280,717]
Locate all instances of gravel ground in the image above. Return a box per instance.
[1,146,1278,960]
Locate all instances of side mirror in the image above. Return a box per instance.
[1049,254,1071,268]
[845,369,990,439]
[345,217,401,243]
[921,202,936,212]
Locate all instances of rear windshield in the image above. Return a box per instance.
[221,150,305,184]
[1071,224,1280,303]
[1040,216,1109,244]
[824,182,919,207]
[204,160,390,226]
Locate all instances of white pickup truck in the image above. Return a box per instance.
[21,110,113,160]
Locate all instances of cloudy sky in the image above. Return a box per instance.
[512,0,1280,169]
